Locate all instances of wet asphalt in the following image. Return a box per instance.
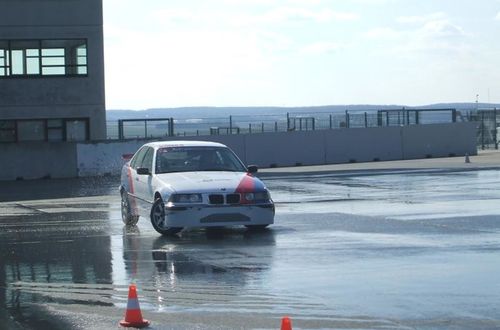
[1,169,500,329]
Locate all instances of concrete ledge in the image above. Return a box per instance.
[259,150,499,178]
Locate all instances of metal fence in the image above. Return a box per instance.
[472,109,499,150]
[105,107,499,150]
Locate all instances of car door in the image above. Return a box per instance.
[134,147,155,215]
[127,146,148,213]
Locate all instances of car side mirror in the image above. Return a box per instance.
[136,167,150,175]
[247,165,258,174]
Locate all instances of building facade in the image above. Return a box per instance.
[0,0,106,142]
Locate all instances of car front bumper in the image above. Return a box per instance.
[164,203,275,228]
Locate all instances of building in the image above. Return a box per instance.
[0,0,106,142]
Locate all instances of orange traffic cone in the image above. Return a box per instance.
[281,316,292,330]
[120,284,150,328]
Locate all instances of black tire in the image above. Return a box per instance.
[245,224,269,231]
[150,198,182,236]
[121,191,139,226]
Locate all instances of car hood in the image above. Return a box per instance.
[155,171,266,193]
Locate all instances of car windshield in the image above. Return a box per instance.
[155,146,247,174]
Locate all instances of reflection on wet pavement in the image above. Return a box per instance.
[1,170,500,328]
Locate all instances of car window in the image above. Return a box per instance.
[130,147,148,169]
[155,147,246,174]
[140,147,154,172]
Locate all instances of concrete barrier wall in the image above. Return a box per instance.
[325,126,403,163]
[245,131,325,167]
[401,122,477,159]
[0,142,77,180]
[0,122,478,180]
[76,140,145,177]
[75,122,477,177]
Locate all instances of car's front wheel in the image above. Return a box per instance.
[121,191,139,226]
[150,198,182,236]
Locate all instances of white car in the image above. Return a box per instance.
[119,141,275,235]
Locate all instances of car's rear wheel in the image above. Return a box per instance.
[150,198,182,236]
[245,224,269,231]
[121,191,139,226]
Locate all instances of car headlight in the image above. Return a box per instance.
[244,191,270,202]
[244,193,255,201]
[170,193,202,203]
[254,191,270,200]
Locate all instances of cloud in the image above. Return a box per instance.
[365,27,401,39]
[260,7,359,24]
[349,0,391,4]
[397,12,446,24]
[496,12,500,20]
[300,41,346,55]
[420,20,467,38]
[364,12,470,57]
[151,8,198,24]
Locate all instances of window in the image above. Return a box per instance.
[66,119,88,141]
[0,121,16,142]
[47,119,64,141]
[76,45,87,75]
[41,48,65,75]
[0,118,89,143]
[140,147,154,173]
[130,147,148,169]
[17,120,45,141]
[155,147,246,174]
[0,46,7,76]
[0,39,87,77]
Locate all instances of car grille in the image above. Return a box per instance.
[209,194,224,204]
[226,194,240,204]
[208,193,241,205]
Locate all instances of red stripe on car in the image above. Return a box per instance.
[235,174,255,204]
[127,166,135,194]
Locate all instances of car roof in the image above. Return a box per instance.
[143,140,227,149]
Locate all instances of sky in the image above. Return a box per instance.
[103,0,500,110]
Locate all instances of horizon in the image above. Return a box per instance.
[103,0,500,110]
[106,101,500,112]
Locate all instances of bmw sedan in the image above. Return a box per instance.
[119,141,275,235]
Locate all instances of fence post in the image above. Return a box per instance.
[312,118,315,130]
[144,120,148,138]
[275,121,278,132]
[249,123,252,134]
[169,117,175,136]
[229,115,233,135]
[481,111,485,150]
[452,109,457,123]
[261,122,264,133]
[329,114,332,129]
[495,108,498,150]
[364,112,368,128]
[345,110,350,128]
[118,120,123,139]
[286,112,290,131]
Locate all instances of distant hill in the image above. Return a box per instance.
[106,103,500,120]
